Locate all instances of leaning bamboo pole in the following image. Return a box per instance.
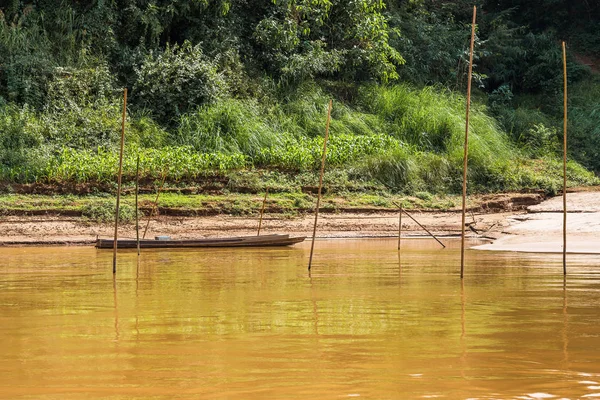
[112,88,127,274]
[308,99,333,271]
[142,168,168,239]
[257,188,269,236]
[461,6,477,279]
[392,201,446,248]
[135,154,141,256]
[562,41,568,275]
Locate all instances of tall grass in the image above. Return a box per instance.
[356,84,538,192]
[176,98,281,157]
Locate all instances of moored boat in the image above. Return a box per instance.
[96,234,305,249]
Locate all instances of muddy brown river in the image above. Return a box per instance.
[1,239,599,399]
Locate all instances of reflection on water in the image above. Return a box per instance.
[1,239,600,399]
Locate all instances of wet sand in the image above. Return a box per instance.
[474,192,600,254]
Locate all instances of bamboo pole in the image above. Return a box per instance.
[308,99,333,271]
[562,41,568,276]
[257,188,269,236]
[461,6,477,279]
[397,203,402,251]
[142,168,168,239]
[392,201,446,248]
[135,154,140,256]
[112,88,127,274]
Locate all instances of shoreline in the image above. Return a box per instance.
[473,192,600,255]
[0,192,598,256]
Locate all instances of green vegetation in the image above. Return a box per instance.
[0,0,598,206]
[0,190,531,222]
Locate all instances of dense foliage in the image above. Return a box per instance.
[0,0,598,195]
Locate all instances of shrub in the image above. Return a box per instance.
[0,105,43,169]
[45,62,117,111]
[82,200,136,223]
[134,41,227,125]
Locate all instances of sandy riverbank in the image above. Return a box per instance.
[0,209,510,246]
[0,192,598,255]
[474,192,600,254]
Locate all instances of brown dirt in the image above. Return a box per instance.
[0,210,512,246]
[2,191,595,250]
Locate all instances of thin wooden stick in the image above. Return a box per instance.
[257,188,269,236]
[112,88,127,274]
[142,167,168,240]
[392,201,446,248]
[135,154,140,256]
[308,99,333,271]
[562,41,568,276]
[461,6,477,279]
[397,203,402,251]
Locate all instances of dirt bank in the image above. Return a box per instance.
[0,209,513,246]
[0,191,547,246]
[0,191,597,251]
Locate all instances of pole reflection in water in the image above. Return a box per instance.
[460,279,467,381]
[562,276,569,368]
[113,273,120,342]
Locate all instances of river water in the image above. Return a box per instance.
[1,239,599,399]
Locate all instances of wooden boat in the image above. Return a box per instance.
[96,234,306,249]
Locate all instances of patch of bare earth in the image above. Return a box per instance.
[0,192,545,246]
[474,191,600,254]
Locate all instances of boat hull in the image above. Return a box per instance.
[95,234,306,249]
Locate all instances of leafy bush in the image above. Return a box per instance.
[134,41,227,125]
[482,27,590,95]
[0,105,43,168]
[45,62,117,111]
[253,0,403,83]
[388,4,469,88]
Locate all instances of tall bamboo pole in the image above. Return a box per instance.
[308,99,333,271]
[562,41,568,276]
[461,6,477,279]
[257,188,269,236]
[112,88,127,274]
[142,168,168,239]
[135,154,140,256]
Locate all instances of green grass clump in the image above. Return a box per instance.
[81,200,136,223]
[176,98,282,156]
